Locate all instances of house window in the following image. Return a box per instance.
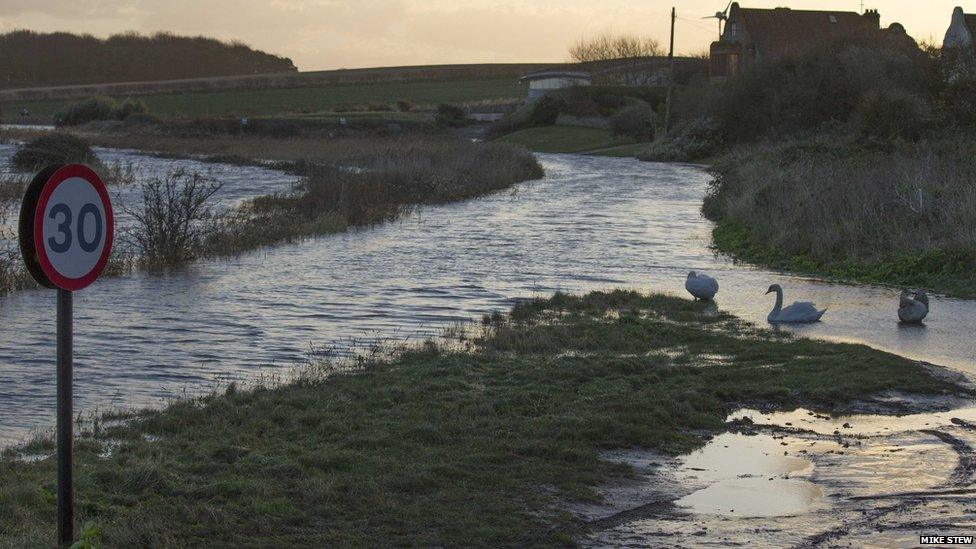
[829,15,837,23]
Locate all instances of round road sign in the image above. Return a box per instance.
[19,164,114,291]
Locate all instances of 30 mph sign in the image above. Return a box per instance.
[20,164,114,291]
[18,163,114,545]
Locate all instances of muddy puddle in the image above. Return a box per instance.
[577,403,976,547]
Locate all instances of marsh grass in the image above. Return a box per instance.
[200,136,543,257]
[0,290,962,546]
[704,135,976,297]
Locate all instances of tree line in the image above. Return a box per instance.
[0,30,297,89]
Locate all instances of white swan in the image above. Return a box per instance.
[898,290,929,324]
[685,271,719,301]
[765,284,827,323]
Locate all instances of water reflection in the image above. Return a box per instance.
[0,153,974,445]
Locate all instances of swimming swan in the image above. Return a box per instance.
[765,284,826,323]
[898,290,929,324]
[686,271,719,300]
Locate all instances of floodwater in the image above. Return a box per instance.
[581,407,976,547]
[0,152,975,446]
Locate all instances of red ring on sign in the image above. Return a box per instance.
[33,164,114,291]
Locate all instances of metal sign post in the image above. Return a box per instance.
[56,288,73,544]
[19,164,114,546]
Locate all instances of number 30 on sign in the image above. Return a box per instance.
[19,164,114,291]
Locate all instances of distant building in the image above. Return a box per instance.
[519,70,592,102]
[519,57,706,102]
[709,3,897,80]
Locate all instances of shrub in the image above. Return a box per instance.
[396,99,412,112]
[525,95,565,127]
[56,96,151,126]
[11,133,102,171]
[435,104,467,127]
[639,117,722,162]
[609,103,655,140]
[851,89,930,142]
[939,76,976,129]
[115,98,148,119]
[57,97,116,126]
[125,169,223,266]
[707,39,937,143]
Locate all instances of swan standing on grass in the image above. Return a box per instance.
[898,290,929,323]
[686,271,719,301]
[765,284,827,323]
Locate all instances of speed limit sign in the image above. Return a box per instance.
[18,163,114,545]
[20,164,114,290]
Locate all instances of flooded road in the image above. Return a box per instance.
[580,406,976,548]
[0,152,974,446]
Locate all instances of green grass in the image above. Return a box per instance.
[3,78,525,121]
[496,125,639,154]
[0,290,963,546]
[712,220,976,299]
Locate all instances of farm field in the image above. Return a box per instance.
[2,78,526,121]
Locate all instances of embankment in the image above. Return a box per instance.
[702,136,976,298]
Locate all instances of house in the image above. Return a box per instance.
[709,3,892,80]
[519,70,592,102]
[519,57,706,102]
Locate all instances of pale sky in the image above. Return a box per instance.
[0,1,967,70]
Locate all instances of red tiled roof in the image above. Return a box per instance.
[736,6,879,56]
[964,13,976,38]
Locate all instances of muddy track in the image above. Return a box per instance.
[799,427,976,548]
[920,429,976,487]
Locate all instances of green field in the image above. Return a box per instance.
[496,125,646,154]
[3,78,525,121]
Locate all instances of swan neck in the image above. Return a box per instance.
[773,288,783,314]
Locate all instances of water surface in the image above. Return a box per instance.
[0,152,974,445]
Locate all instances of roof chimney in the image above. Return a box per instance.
[863,8,880,28]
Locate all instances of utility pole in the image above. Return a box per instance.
[664,7,676,136]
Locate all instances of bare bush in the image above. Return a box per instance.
[125,169,223,266]
[570,32,663,63]
[609,103,655,140]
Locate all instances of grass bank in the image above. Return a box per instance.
[703,136,976,298]
[1,290,964,546]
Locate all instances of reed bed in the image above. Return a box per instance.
[704,136,976,296]
[204,137,543,256]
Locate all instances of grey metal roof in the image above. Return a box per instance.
[518,70,592,82]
